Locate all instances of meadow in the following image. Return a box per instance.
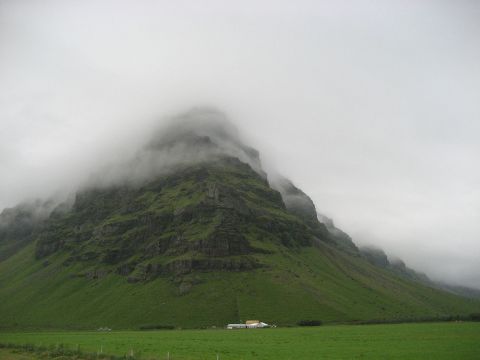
[1,322,479,359]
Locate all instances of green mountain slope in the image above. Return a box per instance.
[1,236,478,329]
[359,245,480,300]
[0,109,479,329]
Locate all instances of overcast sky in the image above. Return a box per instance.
[1,0,479,288]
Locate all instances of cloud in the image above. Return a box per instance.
[81,107,264,189]
[0,0,479,288]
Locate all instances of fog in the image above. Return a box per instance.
[82,108,265,189]
[1,0,479,288]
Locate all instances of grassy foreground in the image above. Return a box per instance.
[1,322,479,359]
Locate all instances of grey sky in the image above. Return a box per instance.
[0,0,479,288]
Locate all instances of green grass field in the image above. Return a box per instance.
[1,322,479,359]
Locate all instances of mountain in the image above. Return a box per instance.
[435,283,480,300]
[359,246,480,300]
[0,108,479,329]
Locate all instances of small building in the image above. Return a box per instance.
[97,327,112,332]
[227,324,247,329]
[227,320,269,329]
[246,321,269,328]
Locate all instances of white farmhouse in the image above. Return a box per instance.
[226,323,247,329]
[227,320,269,329]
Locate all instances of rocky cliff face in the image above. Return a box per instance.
[359,246,431,284]
[317,213,358,254]
[0,199,60,261]
[34,155,330,282]
[271,177,318,222]
[0,109,365,286]
[25,109,350,281]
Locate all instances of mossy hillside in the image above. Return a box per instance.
[1,237,479,329]
[32,158,324,282]
[1,156,479,329]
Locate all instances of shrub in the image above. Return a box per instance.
[469,313,480,321]
[139,324,175,330]
[298,320,322,326]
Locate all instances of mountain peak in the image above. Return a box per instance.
[149,107,238,148]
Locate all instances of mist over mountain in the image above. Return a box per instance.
[0,107,480,295]
[83,108,263,189]
[0,199,57,261]
[1,109,478,300]
[358,245,480,299]
[29,108,334,268]
[1,109,479,329]
[1,0,480,292]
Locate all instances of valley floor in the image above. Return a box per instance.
[0,322,479,360]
